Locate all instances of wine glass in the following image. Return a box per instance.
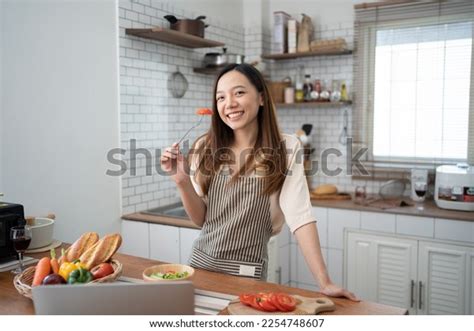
[10,226,32,274]
[414,182,427,211]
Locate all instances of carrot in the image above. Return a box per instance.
[58,248,68,265]
[50,249,59,274]
[32,257,51,286]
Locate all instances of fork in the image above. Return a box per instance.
[176,116,204,146]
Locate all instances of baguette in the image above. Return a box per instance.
[60,232,99,264]
[79,233,122,270]
[312,184,338,195]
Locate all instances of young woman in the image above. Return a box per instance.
[161,63,357,301]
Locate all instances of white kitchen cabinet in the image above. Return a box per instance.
[418,241,469,314]
[120,220,150,258]
[276,225,291,285]
[360,211,396,234]
[346,231,418,314]
[267,236,279,283]
[327,208,361,249]
[149,223,180,263]
[346,230,474,315]
[179,227,201,264]
[469,250,474,314]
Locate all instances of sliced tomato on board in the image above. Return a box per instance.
[239,294,263,311]
[196,108,213,115]
[239,294,255,306]
[268,292,290,312]
[239,292,297,312]
[257,294,278,312]
[275,293,297,312]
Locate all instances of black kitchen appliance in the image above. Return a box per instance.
[0,202,25,263]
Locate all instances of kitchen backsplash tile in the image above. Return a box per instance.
[119,0,244,213]
[119,3,390,214]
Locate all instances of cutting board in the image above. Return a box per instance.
[310,193,352,201]
[227,295,335,315]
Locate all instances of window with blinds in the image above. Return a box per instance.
[353,1,474,167]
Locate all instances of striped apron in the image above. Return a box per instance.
[189,172,272,280]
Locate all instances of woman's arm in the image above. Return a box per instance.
[294,222,358,301]
[176,174,207,227]
[161,144,207,227]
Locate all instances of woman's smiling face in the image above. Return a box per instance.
[215,70,263,132]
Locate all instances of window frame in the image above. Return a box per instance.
[358,13,474,168]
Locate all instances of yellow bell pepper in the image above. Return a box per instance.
[58,261,87,281]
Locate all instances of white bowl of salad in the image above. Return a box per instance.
[142,264,195,282]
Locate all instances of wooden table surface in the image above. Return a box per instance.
[0,248,407,315]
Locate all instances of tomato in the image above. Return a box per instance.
[257,295,278,312]
[90,262,114,280]
[239,294,255,307]
[268,292,290,312]
[250,296,264,311]
[239,292,297,312]
[196,108,213,116]
[275,293,297,311]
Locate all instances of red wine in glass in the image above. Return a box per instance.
[415,189,427,198]
[414,182,427,211]
[12,236,32,252]
[10,226,32,274]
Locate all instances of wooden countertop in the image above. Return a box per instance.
[123,197,473,229]
[0,248,407,315]
[122,212,201,229]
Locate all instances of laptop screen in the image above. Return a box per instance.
[32,281,194,315]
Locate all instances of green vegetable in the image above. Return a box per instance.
[150,271,189,280]
[67,268,94,284]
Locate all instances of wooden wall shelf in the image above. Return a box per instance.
[125,27,224,48]
[262,49,352,60]
[275,101,352,108]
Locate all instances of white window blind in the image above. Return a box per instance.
[353,1,474,166]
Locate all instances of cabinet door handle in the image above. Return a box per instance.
[418,281,423,310]
[410,280,415,308]
[277,266,282,284]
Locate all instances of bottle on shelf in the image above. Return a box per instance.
[319,79,330,101]
[340,81,348,102]
[330,80,341,102]
[295,66,304,103]
[303,74,313,102]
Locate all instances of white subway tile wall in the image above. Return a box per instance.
[119,0,244,213]
[119,3,388,214]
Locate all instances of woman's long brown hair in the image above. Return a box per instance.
[192,63,287,196]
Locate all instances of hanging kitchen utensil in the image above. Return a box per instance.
[167,66,188,99]
[302,124,313,136]
[338,108,349,145]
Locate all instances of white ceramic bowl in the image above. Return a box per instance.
[142,264,194,282]
[28,217,55,249]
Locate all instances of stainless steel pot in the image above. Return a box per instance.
[203,48,245,67]
[164,15,208,38]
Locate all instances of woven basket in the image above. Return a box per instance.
[13,259,123,299]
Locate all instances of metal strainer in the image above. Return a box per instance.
[379,179,407,200]
[168,66,188,98]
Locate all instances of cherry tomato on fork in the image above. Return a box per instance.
[196,108,213,115]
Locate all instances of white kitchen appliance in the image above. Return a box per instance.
[435,164,474,211]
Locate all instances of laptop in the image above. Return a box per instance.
[32,281,194,315]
